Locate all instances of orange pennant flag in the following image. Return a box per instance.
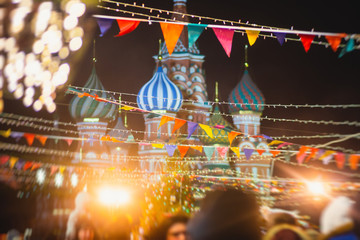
[335,152,346,169]
[228,131,241,146]
[325,34,346,52]
[101,135,111,141]
[349,154,359,170]
[256,149,266,156]
[160,22,184,55]
[50,165,59,175]
[178,146,190,159]
[158,115,175,129]
[230,147,240,158]
[172,118,187,134]
[190,146,203,153]
[305,148,319,163]
[23,133,35,146]
[111,137,123,143]
[35,135,48,146]
[31,163,42,171]
[23,161,33,171]
[270,150,281,157]
[246,30,260,46]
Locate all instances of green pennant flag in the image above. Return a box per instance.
[188,23,207,48]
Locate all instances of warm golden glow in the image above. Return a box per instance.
[98,186,130,206]
[307,181,325,195]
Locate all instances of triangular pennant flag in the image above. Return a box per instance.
[305,148,319,162]
[270,150,281,157]
[160,22,184,55]
[96,18,114,37]
[65,139,73,146]
[111,137,123,143]
[165,145,177,157]
[296,146,310,164]
[256,149,266,156]
[23,161,33,171]
[246,30,260,46]
[158,116,175,129]
[187,122,199,139]
[172,118,187,134]
[230,147,240,158]
[199,124,214,138]
[204,146,215,161]
[115,19,140,37]
[319,150,336,160]
[299,34,315,52]
[188,23,207,48]
[228,131,241,146]
[262,134,273,141]
[59,166,66,174]
[217,147,229,159]
[121,105,135,111]
[190,146,203,153]
[212,28,234,57]
[0,155,9,165]
[326,34,345,52]
[23,133,35,146]
[50,165,59,176]
[31,163,42,171]
[244,148,254,160]
[276,142,293,150]
[335,152,346,169]
[15,159,25,170]
[10,156,18,169]
[314,149,325,160]
[10,132,24,142]
[152,143,164,149]
[268,140,284,146]
[35,135,48,146]
[0,128,11,138]
[274,32,286,46]
[177,146,190,159]
[322,152,335,165]
[339,38,355,58]
[349,154,359,170]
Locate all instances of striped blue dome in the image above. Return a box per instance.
[137,66,183,112]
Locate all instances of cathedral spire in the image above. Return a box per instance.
[244,44,249,69]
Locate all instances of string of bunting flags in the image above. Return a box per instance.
[93,13,358,57]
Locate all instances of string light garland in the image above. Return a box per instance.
[68,86,360,109]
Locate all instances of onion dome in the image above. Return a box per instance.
[199,104,232,145]
[69,67,116,121]
[228,70,265,112]
[137,66,183,112]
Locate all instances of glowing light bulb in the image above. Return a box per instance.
[71,173,78,187]
[36,169,46,184]
[54,172,63,188]
[33,99,43,111]
[64,15,78,30]
[69,37,82,51]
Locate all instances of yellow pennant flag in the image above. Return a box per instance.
[190,146,203,153]
[319,150,336,160]
[268,140,284,146]
[158,116,174,129]
[246,30,260,46]
[121,105,135,111]
[230,147,240,158]
[152,143,164,149]
[199,124,214,139]
[59,166,66,174]
[0,128,11,138]
[10,156,18,169]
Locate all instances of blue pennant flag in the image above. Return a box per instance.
[97,18,114,37]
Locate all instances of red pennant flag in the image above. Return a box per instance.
[349,155,359,170]
[335,152,346,169]
[270,150,281,157]
[297,146,310,164]
[325,34,346,52]
[305,148,319,163]
[212,28,234,57]
[0,155,10,165]
[160,22,184,55]
[115,19,140,37]
[177,146,190,159]
[35,135,48,146]
[256,149,266,156]
[217,147,229,159]
[158,115,175,129]
[23,133,35,146]
[228,131,241,146]
[31,163,42,171]
[172,118,187,134]
[23,161,33,171]
[299,34,315,52]
[65,139,73,146]
[50,165,59,175]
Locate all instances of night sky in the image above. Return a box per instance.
[1,0,360,232]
